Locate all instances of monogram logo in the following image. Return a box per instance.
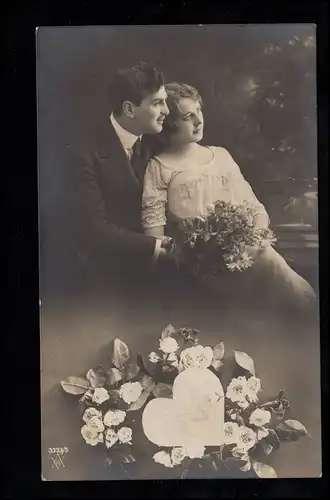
[48,447,69,469]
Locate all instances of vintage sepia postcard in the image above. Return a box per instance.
[38,24,321,481]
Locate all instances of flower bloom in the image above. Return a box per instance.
[180,345,213,369]
[159,337,179,354]
[249,408,271,427]
[103,410,126,427]
[105,428,118,449]
[119,382,143,404]
[82,407,102,424]
[92,387,110,405]
[223,422,240,445]
[117,426,133,444]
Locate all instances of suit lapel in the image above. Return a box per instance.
[99,120,140,190]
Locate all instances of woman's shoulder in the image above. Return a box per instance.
[146,155,172,184]
[207,145,232,157]
[150,153,177,173]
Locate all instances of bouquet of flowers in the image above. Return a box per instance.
[174,200,276,275]
[60,324,308,479]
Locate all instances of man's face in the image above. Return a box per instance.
[133,86,169,134]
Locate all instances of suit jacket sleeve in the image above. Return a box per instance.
[74,152,157,265]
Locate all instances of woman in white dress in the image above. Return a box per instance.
[141,82,316,314]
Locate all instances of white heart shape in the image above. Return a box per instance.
[142,368,225,447]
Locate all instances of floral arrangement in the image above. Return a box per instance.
[60,324,308,479]
[174,200,276,275]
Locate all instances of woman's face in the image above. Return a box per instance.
[172,97,204,145]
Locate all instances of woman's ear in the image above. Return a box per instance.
[122,100,135,118]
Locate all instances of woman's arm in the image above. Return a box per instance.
[144,226,165,238]
[222,148,270,228]
[253,212,270,229]
[141,158,168,235]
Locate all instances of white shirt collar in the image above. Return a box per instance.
[110,113,141,153]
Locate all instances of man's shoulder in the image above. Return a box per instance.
[75,121,121,163]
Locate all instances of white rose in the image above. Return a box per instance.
[103,410,126,427]
[237,426,257,451]
[171,447,186,465]
[184,441,205,459]
[87,416,105,432]
[159,337,179,354]
[82,407,102,424]
[180,345,213,370]
[92,387,110,405]
[230,413,237,420]
[246,376,261,402]
[148,351,161,363]
[97,432,104,444]
[249,408,271,427]
[117,426,132,444]
[226,376,248,402]
[223,422,240,445]
[119,382,143,404]
[232,446,250,461]
[153,451,173,468]
[105,428,118,448]
[81,425,99,446]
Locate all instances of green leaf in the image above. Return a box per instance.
[252,461,277,478]
[240,461,252,472]
[180,466,190,479]
[126,389,150,411]
[118,452,136,464]
[108,389,121,402]
[161,324,176,339]
[110,338,130,370]
[260,440,274,456]
[269,405,285,428]
[140,374,156,393]
[234,350,256,376]
[124,362,140,381]
[224,457,249,471]
[60,377,90,395]
[213,341,225,361]
[211,460,219,472]
[276,419,308,441]
[265,429,281,449]
[152,382,173,398]
[86,366,107,388]
[211,342,225,371]
[136,354,150,375]
[108,367,123,386]
[211,359,224,371]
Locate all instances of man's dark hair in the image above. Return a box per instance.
[108,61,165,115]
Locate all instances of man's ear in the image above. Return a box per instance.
[122,100,135,118]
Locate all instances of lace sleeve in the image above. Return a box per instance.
[220,147,270,224]
[141,157,169,230]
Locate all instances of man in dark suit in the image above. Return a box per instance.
[73,62,172,290]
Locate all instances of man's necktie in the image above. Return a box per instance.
[130,138,142,182]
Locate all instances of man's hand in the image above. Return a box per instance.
[158,237,176,263]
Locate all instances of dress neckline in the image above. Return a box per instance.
[154,145,216,170]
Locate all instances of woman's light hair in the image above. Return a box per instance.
[159,82,202,139]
